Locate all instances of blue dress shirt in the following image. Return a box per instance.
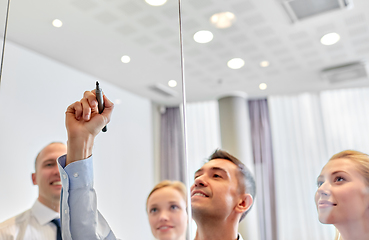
[58,154,116,240]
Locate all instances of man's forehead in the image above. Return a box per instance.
[37,143,67,162]
[197,158,237,173]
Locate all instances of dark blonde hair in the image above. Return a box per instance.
[146,180,187,211]
[329,150,369,186]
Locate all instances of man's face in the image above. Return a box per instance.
[190,159,243,220]
[32,143,67,207]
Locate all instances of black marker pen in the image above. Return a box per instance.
[96,81,107,132]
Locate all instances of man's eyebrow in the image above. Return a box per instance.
[194,168,203,177]
[43,159,56,163]
[210,167,228,175]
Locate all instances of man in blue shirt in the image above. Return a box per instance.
[59,90,255,240]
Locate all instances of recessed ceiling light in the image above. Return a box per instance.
[115,99,122,105]
[168,80,177,87]
[259,83,267,90]
[260,61,270,67]
[210,12,236,29]
[52,19,63,28]
[227,58,245,69]
[320,32,340,46]
[145,0,167,6]
[121,55,130,63]
[193,30,213,43]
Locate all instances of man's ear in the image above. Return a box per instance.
[235,193,253,214]
[31,173,37,185]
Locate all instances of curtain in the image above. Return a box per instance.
[186,100,222,184]
[320,87,369,156]
[160,106,185,182]
[248,99,277,240]
[268,93,334,240]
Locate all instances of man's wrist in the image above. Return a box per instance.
[66,135,94,166]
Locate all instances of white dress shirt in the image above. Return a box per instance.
[0,200,60,240]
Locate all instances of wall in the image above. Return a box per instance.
[0,40,154,239]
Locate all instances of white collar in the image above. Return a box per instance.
[30,200,60,226]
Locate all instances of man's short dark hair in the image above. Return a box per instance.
[208,149,256,222]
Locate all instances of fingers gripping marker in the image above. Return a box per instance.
[96,81,107,132]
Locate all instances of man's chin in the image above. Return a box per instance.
[191,204,211,215]
[50,192,61,200]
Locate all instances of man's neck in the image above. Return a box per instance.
[194,219,239,240]
[38,197,60,213]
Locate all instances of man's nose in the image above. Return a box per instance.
[194,175,208,187]
[52,165,61,176]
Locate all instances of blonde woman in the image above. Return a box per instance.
[315,150,369,240]
[146,180,188,240]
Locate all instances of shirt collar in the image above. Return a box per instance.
[31,200,60,225]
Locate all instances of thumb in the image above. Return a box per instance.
[100,94,114,125]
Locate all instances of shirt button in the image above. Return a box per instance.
[73,173,79,178]
[64,210,68,214]
[63,174,67,179]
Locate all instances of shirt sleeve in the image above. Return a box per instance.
[58,154,116,240]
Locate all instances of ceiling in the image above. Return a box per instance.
[2,0,369,105]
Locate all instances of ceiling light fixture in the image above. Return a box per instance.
[145,0,167,6]
[259,83,267,90]
[210,12,236,29]
[52,19,63,28]
[193,30,213,43]
[260,61,270,67]
[121,55,131,63]
[320,32,340,46]
[168,80,177,87]
[227,58,245,69]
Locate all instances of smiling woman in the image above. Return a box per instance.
[146,181,187,240]
[315,150,369,240]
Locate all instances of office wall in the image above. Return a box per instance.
[0,40,154,239]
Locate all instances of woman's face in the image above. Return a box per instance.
[315,158,369,224]
[147,187,187,240]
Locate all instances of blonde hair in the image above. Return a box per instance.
[329,150,369,186]
[329,150,369,240]
[146,180,187,211]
